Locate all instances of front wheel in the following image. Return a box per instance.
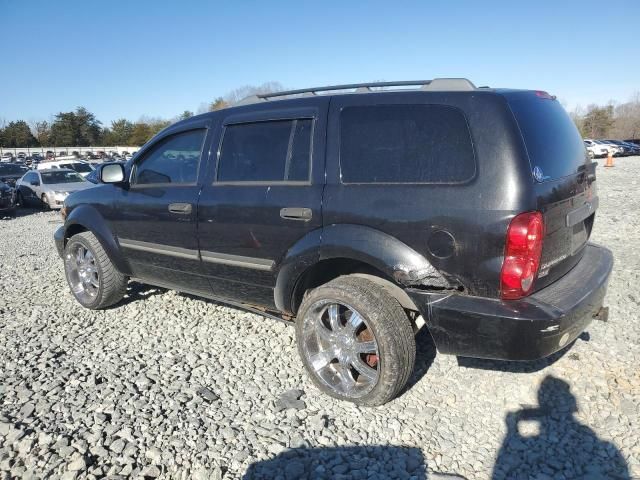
[64,232,128,309]
[296,276,416,406]
[41,194,50,210]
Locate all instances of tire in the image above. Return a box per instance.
[41,194,50,210]
[296,276,416,406]
[16,191,24,207]
[63,232,127,309]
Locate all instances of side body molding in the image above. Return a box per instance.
[274,224,449,314]
[63,204,132,275]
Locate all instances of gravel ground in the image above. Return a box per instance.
[1,157,639,480]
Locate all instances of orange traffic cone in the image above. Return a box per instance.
[604,152,614,168]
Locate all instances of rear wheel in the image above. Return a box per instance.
[64,232,127,309]
[296,276,416,406]
[41,194,50,210]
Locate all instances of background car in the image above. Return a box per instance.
[36,159,95,177]
[0,162,29,187]
[0,179,16,218]
[584,139,609,158]
[16,168,92,210]
[1,153,14,163]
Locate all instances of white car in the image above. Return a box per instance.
[1,153,13,163]
[16,169,93,210]
[37,159,95,177]
[593,140,623,156]
[583,139,609,158]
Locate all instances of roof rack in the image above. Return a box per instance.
[234,78,477,106]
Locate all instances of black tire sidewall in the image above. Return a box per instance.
[63,235,105,309]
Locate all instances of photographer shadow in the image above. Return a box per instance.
[492,375,630,479]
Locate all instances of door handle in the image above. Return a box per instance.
[168,202,193,214]
[280,207,312,221]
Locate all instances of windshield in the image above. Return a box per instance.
[61,162,93,173]
[506,92,588,181]
[0,164,28,175]
[41,171,86,184]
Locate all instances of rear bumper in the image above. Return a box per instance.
[407,243,613,361]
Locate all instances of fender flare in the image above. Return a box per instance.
[63,205,131,275]
[274,224,449,313]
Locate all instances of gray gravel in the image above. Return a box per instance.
[1,157,639,479]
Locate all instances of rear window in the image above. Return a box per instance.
[506,93,588,181]
[339,105,475,183]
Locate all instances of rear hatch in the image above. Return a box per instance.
[505,91,597,290]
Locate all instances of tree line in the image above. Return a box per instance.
[0,82,284,149]
[4,83,638,148]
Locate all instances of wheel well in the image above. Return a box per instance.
[291,258,419,314]
[64,224,88,245]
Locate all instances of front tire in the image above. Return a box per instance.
[41,194,50,210]
[296,276,416,406]
[63,232,127,309]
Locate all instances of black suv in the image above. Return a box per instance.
[54,79,613,406]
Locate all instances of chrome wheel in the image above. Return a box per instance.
[301,300,380,398]
[65,243,100,302]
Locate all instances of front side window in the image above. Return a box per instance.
[217,119,312,183]
[340,105,475,183]
[133,129,205,185]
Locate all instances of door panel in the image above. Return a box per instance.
[108,124,212,295]
[197,100,328,307]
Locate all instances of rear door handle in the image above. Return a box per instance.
[280,207,313,221]
[168,203,193,214]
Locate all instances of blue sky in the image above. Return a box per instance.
[1,0,638,126]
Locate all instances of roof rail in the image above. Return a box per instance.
[235,78,477,106]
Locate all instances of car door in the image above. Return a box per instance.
[109,121,213,295]
[197,101,328,308]
[18,171,41,205]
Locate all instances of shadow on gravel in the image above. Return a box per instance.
[492,375,630,479]
[401,326,438,394]
[243,445,467,480]
[455,332,591,374]
[113,281,167,308]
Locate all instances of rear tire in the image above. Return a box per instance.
[63,232,127,309]
[296,276,416,406]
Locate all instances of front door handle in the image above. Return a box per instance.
[168,203,193,214]
[280,207,312,221]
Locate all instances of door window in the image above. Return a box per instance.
[217,119,312,183]
[132,129,206,185]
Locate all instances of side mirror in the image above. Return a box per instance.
[101,163,126,184]
[30,180,40,186]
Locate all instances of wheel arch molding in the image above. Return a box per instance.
[274,224,450,314]
[63,205,131,275]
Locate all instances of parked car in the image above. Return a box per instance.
[54,79,613,406]
[594,140,623,156]
[16,169,92,210]
[0,179,16,218]
[46,151,55,159]
[0,162,29,187]
[623,139,640,146]
[584,139,609,158]
[1,153,13,163]
[37,159,95,177]
[602,139,635,156]
[86,161,126,184]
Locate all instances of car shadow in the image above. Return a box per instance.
[492,375,630,479]
[243,445,467,480]
[401,326,438,395]
[112,281,167,308]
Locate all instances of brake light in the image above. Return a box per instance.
[500,211,544,300]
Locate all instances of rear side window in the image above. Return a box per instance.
[506,93,588,181]
[217,119,312,183]
[340,105,475,183]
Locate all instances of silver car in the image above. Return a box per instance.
[15,169,93,210]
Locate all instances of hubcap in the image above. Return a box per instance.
[65,244,99,302]
[302,300,380,398]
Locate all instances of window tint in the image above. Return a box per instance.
[134,129,205,185]
[340,105,475,183]
[217,119,312,182]
[23,172,37,183]
[41,171,85,184]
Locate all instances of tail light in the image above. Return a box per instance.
[500,211,544,300]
